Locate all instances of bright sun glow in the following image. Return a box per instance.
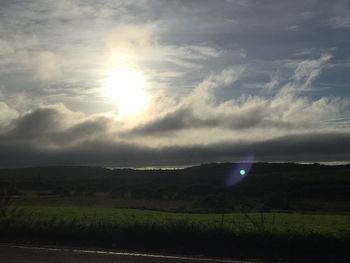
[104,68,148,116]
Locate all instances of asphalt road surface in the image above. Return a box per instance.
[0,245,251,263]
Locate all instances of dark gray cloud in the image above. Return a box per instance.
[0,132,349,168]
[127,107,229,135]
[2,107,65,139]
[0,98,348,167]
[0,105,113,146]
[127,105,294,136]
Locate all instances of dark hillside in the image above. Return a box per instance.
[1,163,349,212]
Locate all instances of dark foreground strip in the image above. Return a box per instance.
[0,244,254,263]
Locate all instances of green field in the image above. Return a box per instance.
[1,204,349,261]
[11,205,350,235]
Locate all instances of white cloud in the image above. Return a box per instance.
[183,67,245,113]
[329,15,350,29]
[0,39,14,56]
[0,102,18,128]
[285,25,299,31]
[279,54,332,95]
[34,51,66,81]
[106,24,157,58]
[264,72,279,92]
[126,61,349,146]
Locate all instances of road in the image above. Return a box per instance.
[0,245,252,263]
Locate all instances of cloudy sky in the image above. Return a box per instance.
[0,0,349,167]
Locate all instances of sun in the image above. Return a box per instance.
[104,68,148,116]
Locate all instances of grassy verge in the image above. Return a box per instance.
[0,205,349,262]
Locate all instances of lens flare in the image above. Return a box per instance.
[225,155,254,187]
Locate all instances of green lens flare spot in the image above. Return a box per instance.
[240,169,246,176]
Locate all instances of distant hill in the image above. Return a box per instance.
[1,162,350,212]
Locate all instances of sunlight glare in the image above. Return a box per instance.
[104,68,148,116]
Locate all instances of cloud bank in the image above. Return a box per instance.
[0,55,349,167]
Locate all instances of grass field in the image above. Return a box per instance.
[1,204,349,261]
[11,205,350,235]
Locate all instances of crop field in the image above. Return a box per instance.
[9,205,349,235]
[0,206,349,261]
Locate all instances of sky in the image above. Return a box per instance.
[0,0,349,167]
